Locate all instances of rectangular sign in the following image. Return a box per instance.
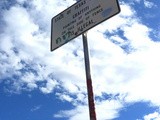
[51,0,120,51]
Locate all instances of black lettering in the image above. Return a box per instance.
[77,20,83,26]
[68,26,74,31]
[55,14,64,23]
[77,20,94,32]
[85,5,101,16]
[78,16,82,20]
[67,9,71,14]
[85,16,90,20]
[92,8,103,16]
[73,6,89,19]
[75,0,86,10]
[63,20,76,29]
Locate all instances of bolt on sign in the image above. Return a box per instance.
[51,0,120,51]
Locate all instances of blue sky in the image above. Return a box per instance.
[0,0,160,120]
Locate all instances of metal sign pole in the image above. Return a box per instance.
[82,32,97,120]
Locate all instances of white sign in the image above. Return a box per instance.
[51,0,120,51]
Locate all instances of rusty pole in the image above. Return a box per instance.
[82,32,97,120]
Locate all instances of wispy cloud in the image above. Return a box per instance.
[143,0,156,8]
[31,105,41,112]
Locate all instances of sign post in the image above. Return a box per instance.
[51,0,120,119]
[82,32,96,120]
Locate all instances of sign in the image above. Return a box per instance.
[51,0,120,51]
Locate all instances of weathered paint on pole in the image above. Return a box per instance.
[82,32,97,120]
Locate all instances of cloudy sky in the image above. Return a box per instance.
[0,0,160,120]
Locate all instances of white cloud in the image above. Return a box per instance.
[131,0,156,8]
[144,111,160,120]
[40,79,57,94]
[144,0,156,8]
[54,99,122,120]
[1,0,160,120]
[135,0,141,3]
[54,105,90,120]
[58,93,73,102]
[96,100,123,120]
